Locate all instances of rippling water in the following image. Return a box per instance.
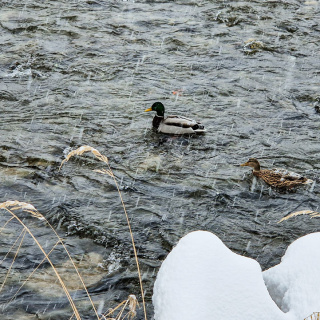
[1,0,320,318]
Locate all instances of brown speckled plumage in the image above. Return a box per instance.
[241,158,313,190]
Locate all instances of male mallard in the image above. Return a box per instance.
[144,102,206,135]
[240,158,313,190]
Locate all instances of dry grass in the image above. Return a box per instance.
[278,210,320,223]
[0,200,139,319]
[0,147,143,320]
[59,145,147,320]
[305,312,320,320]
[0,200,85,319]
[102,295,139,320]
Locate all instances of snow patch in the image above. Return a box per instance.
[264,232,320,320]
[153,230,292,320]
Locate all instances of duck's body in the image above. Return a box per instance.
[145,102,206,135]
[241,158,313,190]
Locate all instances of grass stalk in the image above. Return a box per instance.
[0,201,101,319]
[6,239,61,306]
[60,145,147,320]
[0,202,81,320]
[103,295,138,320]
[0,216,15,237]
[0,229,26,292]
[0,227,26,267]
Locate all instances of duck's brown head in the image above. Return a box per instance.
[240,158,261,172]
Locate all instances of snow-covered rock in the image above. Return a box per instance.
[263,232,320,320]
[153,230,292,320]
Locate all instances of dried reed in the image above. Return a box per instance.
[102,295,138,320]
[278,210,320,223]
[59,145,147,320]
[0,200,139,320]
[0,200,82,320]
[0,228,26,292]
[304,312,320,320]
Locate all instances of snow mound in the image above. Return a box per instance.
[153,230,292,320]
[263,232,320,320]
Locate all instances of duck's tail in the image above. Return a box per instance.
[192,124,206,134]
[303,178,314,185]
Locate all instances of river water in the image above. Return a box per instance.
[0,0,320,319]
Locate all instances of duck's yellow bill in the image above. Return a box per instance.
[240,162,249,166]
[144,107,152,112]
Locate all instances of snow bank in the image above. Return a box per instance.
[153,231,291,320]
[263,232,320,320]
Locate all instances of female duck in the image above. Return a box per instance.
[240,158,313,190]
[144,102,206,135]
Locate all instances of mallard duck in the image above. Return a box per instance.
[144,102,206,135]
[240,158,313,190]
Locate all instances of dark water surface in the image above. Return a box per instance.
[1,0,320,318]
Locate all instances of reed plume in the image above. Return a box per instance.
[278,210,320,223]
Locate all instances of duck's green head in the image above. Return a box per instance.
[145,102,165,117]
